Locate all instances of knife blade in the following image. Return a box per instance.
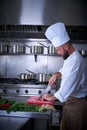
[38,86,51,98]
[45,85,51,93]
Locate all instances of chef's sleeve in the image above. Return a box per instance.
[54,65,83,103]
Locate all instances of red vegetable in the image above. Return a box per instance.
[0,103,11,110]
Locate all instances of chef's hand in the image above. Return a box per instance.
[41,94,57,102]
[48,72,61,86]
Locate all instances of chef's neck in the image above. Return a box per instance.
[68,42,76,55]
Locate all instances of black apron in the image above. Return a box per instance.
[60,96,87,130]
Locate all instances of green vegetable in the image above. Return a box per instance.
[38,107,47,112]
[6,102,40,113]
[0,98,16,105]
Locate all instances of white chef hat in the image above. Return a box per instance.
[45,22,70,47]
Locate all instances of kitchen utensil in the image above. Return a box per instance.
[39,86,51,97]
[25,69,36,75]
[45,85,51,93]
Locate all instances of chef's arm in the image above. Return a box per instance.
[48,72,62,86]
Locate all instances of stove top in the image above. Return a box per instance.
[0,79,55,97]
[0,78,48,85]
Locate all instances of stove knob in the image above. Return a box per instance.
[48,91,51,94]
[38,90,42,94]
[25,90,28,94]
[16,89,19,93]
[3,89,7,94]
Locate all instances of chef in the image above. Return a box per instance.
[41,22,87,130]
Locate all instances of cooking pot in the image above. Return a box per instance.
[0,44,9,53]
[23,44,44,62]
[19,73,28,80]
[23,43,44,54]
[81,49,87,56]
[38,73,51,82]
[19,73,35,80]
[48,46,57,54]
[26,73,35,79]
[11,44,25,54]
[29,45,43,54]
[39,42,57,55]
[25,69,51,82]
[30,46,43,62]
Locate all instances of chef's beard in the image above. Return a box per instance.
[63,50,69,60]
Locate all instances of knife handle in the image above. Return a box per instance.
[45,86,51,93]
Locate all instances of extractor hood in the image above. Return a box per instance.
[0,25,47,39]
[0,0,87,41]
[0,25,87,42]
[0,0,87,25]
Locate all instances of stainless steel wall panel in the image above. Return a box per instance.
[47,56,64,74]
[6,55,48,78]
[0,42,87,79]
[0,56,7,78]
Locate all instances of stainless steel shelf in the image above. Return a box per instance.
[0,53,59,56]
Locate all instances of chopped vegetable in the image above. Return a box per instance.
[6,102,40,113]
[0,98,16,110]
[38,104,56,111]
[38,107,47,112]
[0,98,16,105]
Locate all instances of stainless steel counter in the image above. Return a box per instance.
[0,110,51,119]
[0,116,30,130]
[0,110,51,130]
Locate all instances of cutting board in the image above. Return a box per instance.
[26,96,53,106]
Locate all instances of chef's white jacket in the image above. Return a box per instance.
[54,50,87,103]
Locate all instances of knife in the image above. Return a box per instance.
[39,85,51,96]
[45,85,51,93]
